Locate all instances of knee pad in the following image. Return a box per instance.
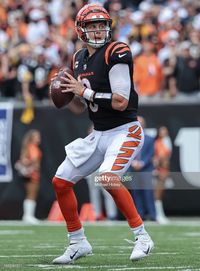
[52,176,74,192]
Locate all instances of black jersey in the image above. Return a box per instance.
[72,41,138,131]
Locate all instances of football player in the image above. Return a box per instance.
[52,3,154,264]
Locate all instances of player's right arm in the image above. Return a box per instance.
[71,42,132,112]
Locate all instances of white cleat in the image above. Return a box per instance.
[130,234,154,261]
[53,239,92,264]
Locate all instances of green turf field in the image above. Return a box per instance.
[0,221,200,271]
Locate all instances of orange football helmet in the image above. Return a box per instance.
[75,3,112,48]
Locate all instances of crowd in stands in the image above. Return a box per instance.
[0,0,200,102]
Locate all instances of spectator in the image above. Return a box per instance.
[0,46,19,99]
[15,129,42,224]
[129,116,156,221]
[134,38,164,97]
[154,126,172,224]
[117,10,133,43]
[171,41,200,96]
[33,46,52,101]
[0,0,199,103]
[86,170,117,221]
[26,9,49,45]
[48,0,64,26]
[0,50,9,97]
[158,30,180,97]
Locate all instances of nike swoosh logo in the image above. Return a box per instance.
[118,53,127,58]
[70,250,79,259]
[144,246,150,255]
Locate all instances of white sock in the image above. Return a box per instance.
[23,199,36,218]
[131,224,148,237]
[68,228,86,243]
[155,200,166,218]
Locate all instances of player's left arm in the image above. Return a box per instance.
[108,63,130,111]
[105,42,132,111]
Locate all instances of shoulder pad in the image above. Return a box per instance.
[72,48,86,71]
[105,42,132,66]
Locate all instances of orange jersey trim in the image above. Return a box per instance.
[105,41,118,65]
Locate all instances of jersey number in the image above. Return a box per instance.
[80,77,98,112]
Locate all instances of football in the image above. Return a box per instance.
[49,67,75,108]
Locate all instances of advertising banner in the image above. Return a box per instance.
[0,102,13,182]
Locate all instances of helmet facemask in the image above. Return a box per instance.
[75,4,112,49]
[76,19,112,48]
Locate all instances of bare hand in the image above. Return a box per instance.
[60,72,85,96]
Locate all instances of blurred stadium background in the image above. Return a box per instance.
[0,0,200,270]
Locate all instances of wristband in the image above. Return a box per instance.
[93,92,113,110]
[82,88,95,101]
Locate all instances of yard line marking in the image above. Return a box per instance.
[93,245,132,249]
[0,248,62,251]
[27,264,128,270]
[33,245,58,248]
[108,266,193,270]
[97,252,179,255]
[184,232,200,237]
[0,255,57,258]
[1,264,198,271]
[28,265,85,269]
[0,230,34,235]
[154,252,178,255]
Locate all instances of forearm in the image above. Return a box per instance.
[80,88,128,111]
[111,93,128,111]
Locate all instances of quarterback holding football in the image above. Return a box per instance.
[51,3,154,265]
